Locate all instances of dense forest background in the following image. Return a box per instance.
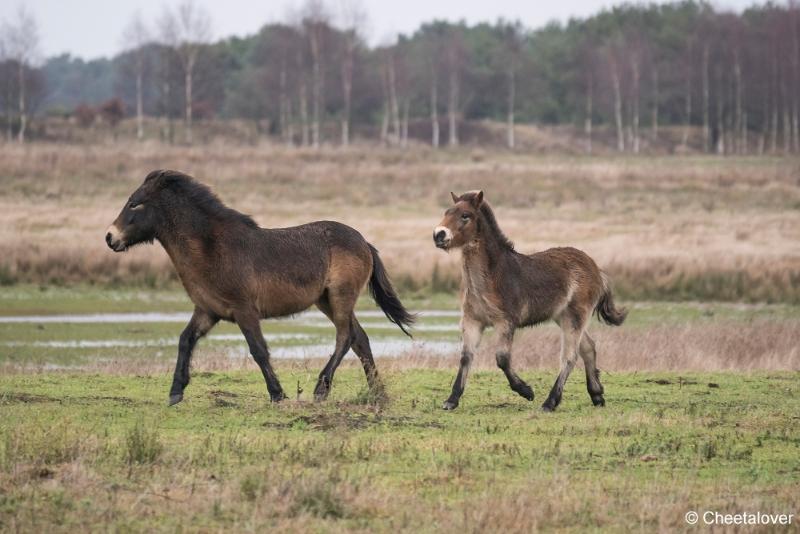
[2,1,800,153]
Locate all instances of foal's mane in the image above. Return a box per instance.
[145,170,258,229]
[479,202,515,251]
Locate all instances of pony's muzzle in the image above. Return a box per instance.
[105,225,126,252]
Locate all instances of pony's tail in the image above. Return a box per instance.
[368,244,416,337]
[595,272,628,326]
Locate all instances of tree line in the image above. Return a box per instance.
[2,0,799,154]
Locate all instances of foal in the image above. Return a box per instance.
[106,170,414,405]
[433,191,626,411]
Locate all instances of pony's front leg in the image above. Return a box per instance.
[494,322,534,402]
[169,309,218,406]
[236,313,286,402]
[443,316,484,410]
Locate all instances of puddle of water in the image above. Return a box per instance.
[0,310,460,324]
[224,340,459,360]
[1,332,315,349]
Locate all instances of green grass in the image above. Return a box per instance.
[0,369,798,532]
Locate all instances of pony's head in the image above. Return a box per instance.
[433,190,484,251]
[105,170,175,252]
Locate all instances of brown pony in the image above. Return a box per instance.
[106,170,414,405]
[433,191,626,411]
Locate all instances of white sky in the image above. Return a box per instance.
[1,0,761,61]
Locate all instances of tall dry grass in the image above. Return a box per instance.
[1,143,799,301]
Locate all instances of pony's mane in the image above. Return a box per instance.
[478,201,515,251]
[145,170,258,229]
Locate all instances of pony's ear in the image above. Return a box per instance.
[450,192,459,204]
[472,190,484,207]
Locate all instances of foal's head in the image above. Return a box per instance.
[433,190,484,250]
[105,170,185,252]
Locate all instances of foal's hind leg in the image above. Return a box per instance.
[542,313,586,412]
[313,292,357,402]
[579,333,605,407]
[494,322,534,402]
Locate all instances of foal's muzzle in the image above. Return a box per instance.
[433,228,451,250]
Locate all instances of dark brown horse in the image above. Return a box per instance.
[433,191,626,411]
[106,170,414,405]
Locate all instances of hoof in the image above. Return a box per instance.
[591,395,605,407]
[442,399,459,410]
[515,383,534,401]
[540,401,557,412]
[270,392,287,403]
[168,394,183,406]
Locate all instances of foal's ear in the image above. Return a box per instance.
[450,192,459,204]
[472,190,484,207]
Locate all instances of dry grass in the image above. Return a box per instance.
[1,142,799,301]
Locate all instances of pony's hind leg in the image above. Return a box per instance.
[494,322,534,402]
[579,332,605,406]
[542,312,586,412]
[351,319,385,397]
[317,297,383,396]
[313,291,357,401]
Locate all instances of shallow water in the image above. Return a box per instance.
[0,309,460,324]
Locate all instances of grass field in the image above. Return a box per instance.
[2,369,799,532]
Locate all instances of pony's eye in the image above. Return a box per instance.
[461,213,470,221]
[129,202,144,211]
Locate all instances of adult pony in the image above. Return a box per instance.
[106,170,414,405]
[433,191,626,411]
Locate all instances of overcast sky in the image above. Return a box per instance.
[1,0,761,61]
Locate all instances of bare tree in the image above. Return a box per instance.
[336,0,365,146]
[160,1,211,145]
[443,25,466,148]
[607,46,625,152]
[3,6,39,143]
[301,0,330,149]
[122,11,150,141]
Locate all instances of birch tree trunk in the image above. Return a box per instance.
[682,60,692,148]
[734,53,742,153]
[340,45,353,147]
[388,54,400,143]
[184,65,193,145]
[507,66,515,150]
[310,30,322,149]
[136,69,144,141]
[715,68,724,154]
[300,77,309,147]
[401,99,409,148]
[631,56,640,154]
[430,67,439,148]
[17,62,26,143]
[651,67,659,142]
[448,65,458,147]
[585,74,593,155]
[702,44,710,153]
[611,57,624,152]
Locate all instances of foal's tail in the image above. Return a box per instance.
[368,244,416,337]
[595,272,628,326]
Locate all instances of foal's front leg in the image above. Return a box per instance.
[494,322,534,402]
[443,316,484,410]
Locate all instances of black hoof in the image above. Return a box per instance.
[540,399,558,412]
[591,395,605,407]
[442,399,459,410]
[514,383,534,401]
[270,391,287,403]
[168,393,183,406]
